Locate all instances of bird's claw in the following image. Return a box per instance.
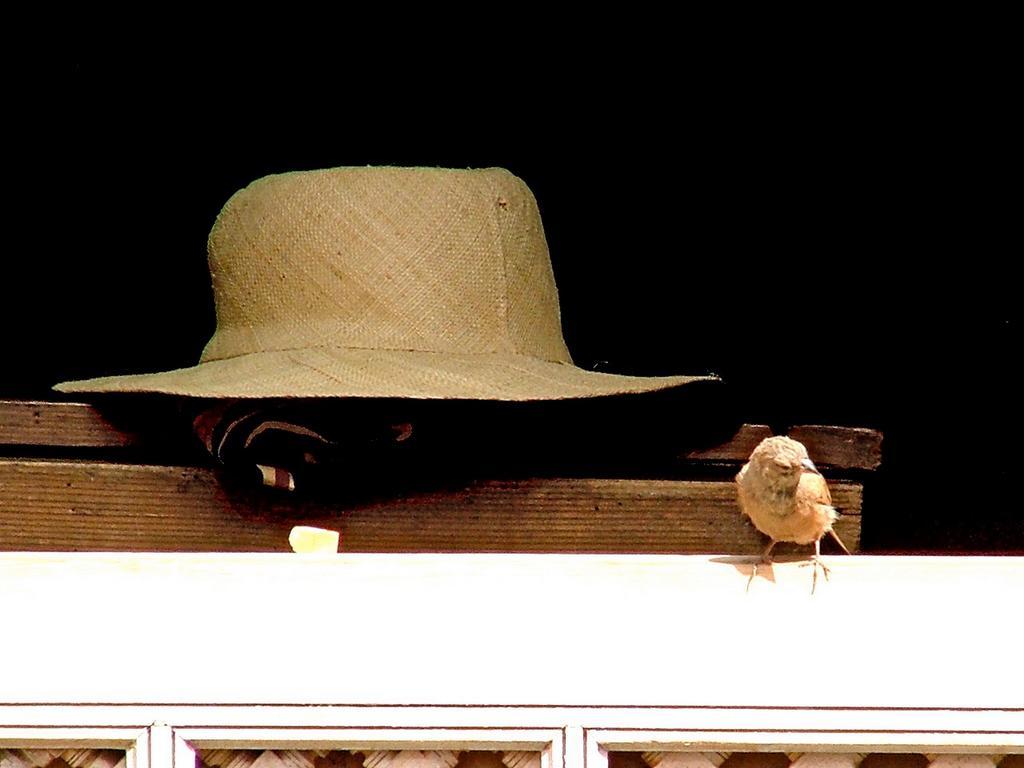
[810,555,830,594]
[746,554,773,592]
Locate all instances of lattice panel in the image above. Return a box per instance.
[200,749,540,768]
[612,751,1024,768]
[0,751,126,768]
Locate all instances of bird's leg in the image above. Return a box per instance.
[810,538,831,594]
[747,540,777,591]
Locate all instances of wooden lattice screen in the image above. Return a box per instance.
[196,752,1024,768]
[6,745,1024,768]
[0,751,126,768]
[199,751,540,768]
[613,750,1024,767]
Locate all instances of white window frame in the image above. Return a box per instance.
[3,554,1024,762]
[4,710,1023,765]
[0,727,151,768]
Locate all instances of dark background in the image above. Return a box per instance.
[4,56,1017,551]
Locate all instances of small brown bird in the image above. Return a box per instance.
[735,435,850,590]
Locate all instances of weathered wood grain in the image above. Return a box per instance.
[0,400,140,448]
[787,425,883,471]
[683,425,882,471]
[681,425,774,464]
[0,401,882,472]
[0,460,860,554]
[0,750,126,768]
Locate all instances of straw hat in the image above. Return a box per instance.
[55,167,715,400]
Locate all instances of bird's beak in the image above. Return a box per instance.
[801,457,820,474]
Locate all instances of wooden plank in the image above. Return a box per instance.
[0,402,881,473]
[642,752,725,768]
[787,425,883,471]
[683,425,882,471]
[565,728,584,768]
[503,752,541,768]
[0,460,860,554]
[681,425,773,464]
[0,732,144,750]
[1,554,1022,708]
[3,709,1022,739]
[789,756,863,768]
[146,728,172,768]
[363,752,458,768]
[188,736,555,753]
[0,401,141,449]
[0,750,127,768]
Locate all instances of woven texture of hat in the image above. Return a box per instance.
[56,167,711,399]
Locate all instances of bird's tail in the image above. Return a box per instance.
[829,528,852,555]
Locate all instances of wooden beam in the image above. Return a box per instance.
[0,402,882,472]
[0,400,141,448]
[681,425,774,463]
[683,425,882,471]
[0,460,860,554]
[787,425,883,471]
[1,554,1022,709]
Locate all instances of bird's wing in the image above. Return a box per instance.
[796,469,832,508]
[795,470,841,546]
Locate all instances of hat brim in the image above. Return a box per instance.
[54,348,716,401]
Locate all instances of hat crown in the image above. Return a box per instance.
[201,167,572,366]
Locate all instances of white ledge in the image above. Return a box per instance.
[1,553,1022,708]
